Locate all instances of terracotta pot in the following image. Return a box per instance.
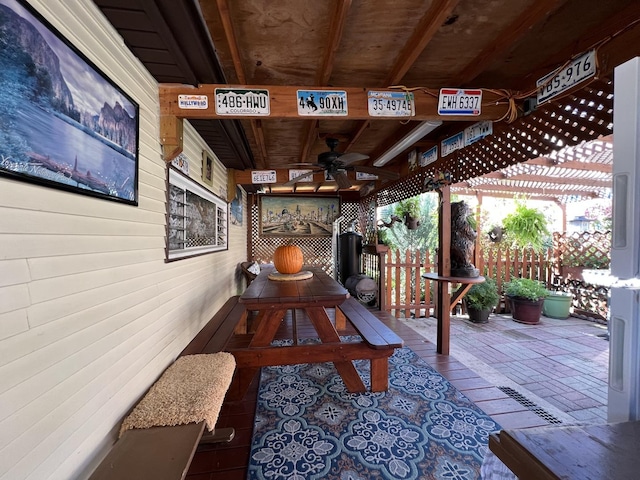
[507,295,544,325]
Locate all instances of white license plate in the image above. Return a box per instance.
[438,88,482,115]
[215,88,270,115]
[537,50,596,104]
[297,90,348,116]
[368,91,414,117]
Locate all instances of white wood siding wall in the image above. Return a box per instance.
[0,1,248,479]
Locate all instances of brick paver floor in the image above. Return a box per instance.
[401,312,610,424]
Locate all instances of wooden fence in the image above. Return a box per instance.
[382,247,554,318]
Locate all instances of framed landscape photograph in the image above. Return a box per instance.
[202,150,214,186]
[259,195,340,237]
[0,0,139,205]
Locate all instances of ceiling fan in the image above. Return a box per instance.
[285,137,399,189]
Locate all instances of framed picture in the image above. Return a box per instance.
[0,0,139,205]
[202,150,214,186]
[260,195,340,237]
[167,168,228,260]
[230,185,243,226]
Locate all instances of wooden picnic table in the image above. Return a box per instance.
[228,265,401,399]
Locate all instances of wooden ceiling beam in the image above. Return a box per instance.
[383,0,461,87]
[454,184,600,198]
[451,188,592,203]
[300,0,352,161]
[451,0,568,86]
[215,0,267,168]
[159,84,510,121]
[470,174,610,188]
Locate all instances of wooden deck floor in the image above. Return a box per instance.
[186,308,553,479]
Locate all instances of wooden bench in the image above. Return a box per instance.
[335,297,404,391]
[89,296,247,480]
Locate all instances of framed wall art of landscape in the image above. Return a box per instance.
[259,195,340,237]
[0,0,139,205]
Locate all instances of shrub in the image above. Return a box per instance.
[505,278,548,301]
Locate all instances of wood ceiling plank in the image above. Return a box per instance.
[300,0,352,163]
[451,0,568,86]
[215,0,267,168]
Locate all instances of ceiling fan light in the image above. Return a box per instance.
[373,120,443,167]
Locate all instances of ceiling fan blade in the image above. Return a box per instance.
[333,170,352,189]
[339,152,369,166]
[354,165,400,179]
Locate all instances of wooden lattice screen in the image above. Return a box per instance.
[372,78,613,208]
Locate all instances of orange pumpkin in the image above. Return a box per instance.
[273,244,303,274]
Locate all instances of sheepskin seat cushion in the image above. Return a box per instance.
[119,352,236,436]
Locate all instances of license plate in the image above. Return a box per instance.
[297,90,348,116]
[441,132,464,156]
[368,91,414,117]
[537,50,596,104]
[178,94,208,109]
[215,88,270,115]
[438,88,482,115]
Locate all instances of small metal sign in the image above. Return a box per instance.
[367,90,414,117]
[215,88,270,115]
[438,88,482,116]
[464,121,493,146]
[420,146,438,167]
[178,94,208,109]
[251,170,277,184]
[356,171,378,181]
[441,132,464,157]
[288,169,314,182]
[297,90,348,116]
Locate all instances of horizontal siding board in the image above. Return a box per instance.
[27,249,164,280]
[0,285,30,315]
[0,260,30,286]
[0,234,164,261]
[0,310,29,341]
[0,208,165,236]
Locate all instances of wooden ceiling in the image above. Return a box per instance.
[94,0,640,201]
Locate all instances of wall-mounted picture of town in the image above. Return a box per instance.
[0,0,139,205]
[260,195,340,237]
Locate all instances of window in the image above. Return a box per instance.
[167,167,228,260]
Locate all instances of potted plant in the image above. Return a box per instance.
[395,197,421,230]
[504,278,548,324]
[464,278,500,323]
[543,290,573,319]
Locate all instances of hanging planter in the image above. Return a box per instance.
[395,198,421,230]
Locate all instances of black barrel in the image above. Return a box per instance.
[338,231,362,285]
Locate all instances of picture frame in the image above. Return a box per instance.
[259,195,340,237]
[230,185,243,226]
[167,167,228,260]
[0,0,139,205]
[202,150,214,186]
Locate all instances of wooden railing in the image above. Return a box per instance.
[366,244,607,321]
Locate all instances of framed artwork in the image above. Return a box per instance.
[259,195,340,237]
[230,185,243,226]
[0,0,139,205]
[167,168,228,260]
[202,150,214,186]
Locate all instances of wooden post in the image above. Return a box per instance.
[437,186,451,355]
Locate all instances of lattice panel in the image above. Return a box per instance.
[554,231,611,270]
[373,78,613,206]
[249,201,365,274]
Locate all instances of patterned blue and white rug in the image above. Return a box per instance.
[247,342,500,480]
